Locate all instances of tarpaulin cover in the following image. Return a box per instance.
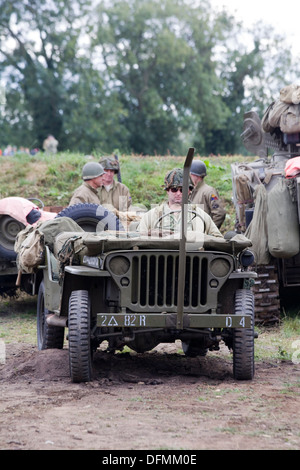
[0,197,56,225]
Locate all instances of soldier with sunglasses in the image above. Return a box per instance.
[138,168,222,237]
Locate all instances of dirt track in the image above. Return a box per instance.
[0,336,299,450]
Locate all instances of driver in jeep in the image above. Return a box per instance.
[137,168,222,237]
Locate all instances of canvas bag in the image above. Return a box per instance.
[268,100,290,128]
[14,223,37,254]
[267,178,300,258]
[233,165,262,232]
[280,84,300,104]
[280,104,300,133]
[14,216,85,273]
[261,102,276,133]
[37,216,84,251]
[16,228,45,274]
[267,98,300,134]
[245,184,270,265]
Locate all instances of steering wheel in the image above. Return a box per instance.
[153,209,206,231]
[27,198,45,210]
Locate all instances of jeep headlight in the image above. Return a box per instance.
[239,250,255,268]
[108,256,130,275]
[210,258,231,277]
[82,256,100,269]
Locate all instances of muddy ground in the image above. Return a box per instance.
[0,302,299,451]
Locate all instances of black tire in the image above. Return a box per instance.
[128,333,159,353]
[56,203,124,232]
[233,289,255,380]
[68,290,92,383]
[182,339,208,357]
[0,215,25,260]
[37,281,65,350]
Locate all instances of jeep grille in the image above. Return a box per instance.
[106,251,234,313]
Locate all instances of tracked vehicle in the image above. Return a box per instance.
[32,149,256,382]
[232,97,300,323]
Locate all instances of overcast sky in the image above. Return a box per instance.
[210,0,300,57]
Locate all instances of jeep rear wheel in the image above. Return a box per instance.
[233,289,255,380]
[37,281,65,350]
[182,339,208,357]
[68,290,92,383]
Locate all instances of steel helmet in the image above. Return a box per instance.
[164,168,193,190]
[99,156,119,172]
[190,160,207,177]
[164,168,183,189]
[82,162,104,180]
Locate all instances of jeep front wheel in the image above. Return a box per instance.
[68,290,92,383]
[233,289,255,380]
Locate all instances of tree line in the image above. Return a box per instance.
[0,0,299,155]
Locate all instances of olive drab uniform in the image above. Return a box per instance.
[69,182,101,206]
[69,161,104,207]
[98,156,132,212]
[98,180,131,212]
[138,202,222,238]
[189,180,226,229]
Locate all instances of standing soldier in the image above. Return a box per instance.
[98,156,131,212]
[43,135,59,154]
[69,162,104,206]
[189,160,226,229]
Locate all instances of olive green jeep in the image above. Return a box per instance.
[36,150,257,382]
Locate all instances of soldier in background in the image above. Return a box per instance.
[69,162,104,206]
[189,160,226,229]
[43,135,59,154]
[98,156,131,212]
[138,168,222,237]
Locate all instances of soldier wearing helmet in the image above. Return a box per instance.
[98,156,131,212]
[189,160,226,229]
[138,168,222,237]
[69,161,104,206]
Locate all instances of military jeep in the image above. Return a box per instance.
[36,149,257,382]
